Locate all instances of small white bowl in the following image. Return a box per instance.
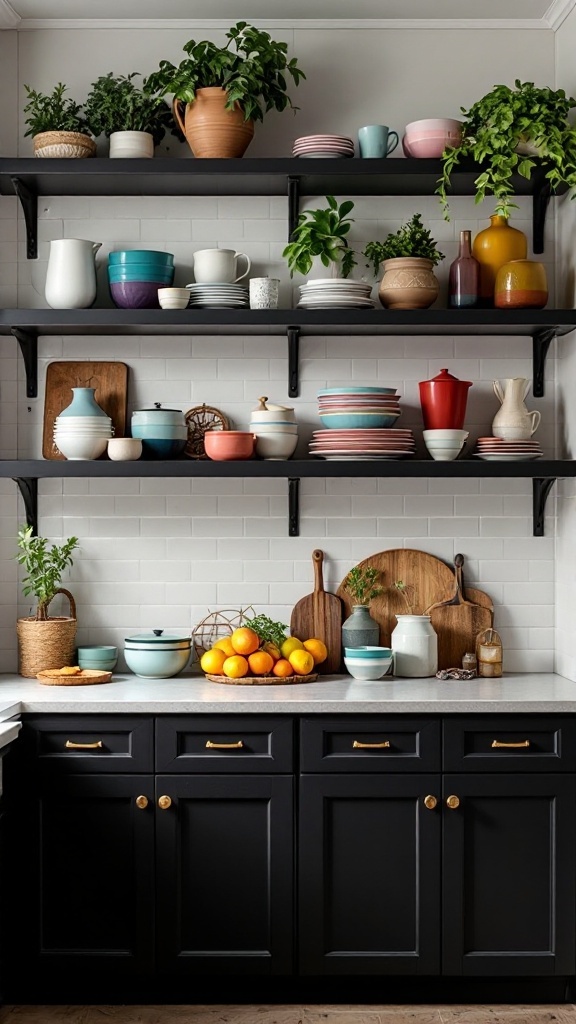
[255,433,298,460]
[423,429,469,442]
[107,438,143,461]
[344,657,393,681]
[54,434,109,460]
[424,444,464,462]
[158,287,190,310]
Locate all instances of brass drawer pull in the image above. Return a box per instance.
[205,740,244,750]
[491,739,531,749]
[352,740,391,749]
[446,795,460,809]
[65,740,103,750]
[135,795,149,810]
[158,795,172,810]
[424,795,438,810]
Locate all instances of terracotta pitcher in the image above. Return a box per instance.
[492,378,541,440]
[172,87,254,158]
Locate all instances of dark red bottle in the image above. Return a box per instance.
[449,230,479,308]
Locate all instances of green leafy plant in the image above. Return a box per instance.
[84,72,172,146]
[16,525,79,621]
[438,79,576,219]
[343,566,384,606]
[23,82,89,137]
[363,213,445,275]
[146,21,305,124]
[245,613,288,649]
[283,196,357,278]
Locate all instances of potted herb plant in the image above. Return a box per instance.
[84,72,172,159]
[15,525,79,677]
[23,82,95,159]
[438,79,576,219]
[363,213,445,309]
[283,196,357,279]
[146,21,305,158]
[341,566,383,648]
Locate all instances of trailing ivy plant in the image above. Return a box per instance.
[363,213,445,275]
[438,79,576,219]
[146,21,305,123]
[23,82,89,136]
[283,196,357,278]
[84,73,172,146]
[16,525,79,621]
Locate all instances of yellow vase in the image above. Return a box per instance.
[494,260,548,309]
[472,215,527,306]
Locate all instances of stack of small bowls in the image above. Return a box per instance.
[131,404,187,458]
[108,250,175,309]
[344,646,394,681]
[54,412,113,460]
[402,118,463,159]
[77,645,118,672]
[423,428,469,461]
[249,397,298,460]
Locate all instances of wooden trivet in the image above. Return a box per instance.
[206,672,318,686]
[184,404,229,459]
[37,669,113,686]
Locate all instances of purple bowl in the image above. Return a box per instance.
[109,281,164,309]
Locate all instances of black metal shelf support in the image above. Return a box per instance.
[533,327,556,398]
[533,477,556,536]
[14,477,38,535]
[288,326,300,398]
[288,477,300,537]
[11,176,37,260]
[11,326,38,398]
[287,176,300,240]
[533,180,552,255]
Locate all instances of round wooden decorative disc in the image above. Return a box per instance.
[184,404,230,459]
[37,669,113,686]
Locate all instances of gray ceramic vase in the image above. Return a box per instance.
[341,604,380,649]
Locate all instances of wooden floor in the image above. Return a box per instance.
[2,1007,576,1024]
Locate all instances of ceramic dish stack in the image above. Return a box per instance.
[249,398,298,461]
[298,279,374,309]
[474,437,543,461]
[311,386,414,459]
[186,283,249,308]
[310,429,415,460]
[292,134,354,158]
[53,412,113,460]
[108,250,175,309]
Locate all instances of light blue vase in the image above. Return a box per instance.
[59,387,108,418]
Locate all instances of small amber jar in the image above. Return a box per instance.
[476,628,503,678]
[494,259,548,310]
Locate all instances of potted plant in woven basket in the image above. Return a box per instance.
[16,526,79,677]
[84,72,172,158]
[23,82,95,158]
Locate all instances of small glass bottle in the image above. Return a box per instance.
[448,230,480,309]
[462,651,477,672]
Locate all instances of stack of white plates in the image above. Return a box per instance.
[298,279,374,309]
[474,437,543,462]
[310,428,416,460]
[53,414,113,461]
[292,135,354,159]
[185,283,249,308]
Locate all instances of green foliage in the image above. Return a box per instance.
[363,213,445,274]
[245,614,288,648]
[283,196,357,278]
[146,21,305,124]
[84,72,172,145]
[343,566,383,606]
[16,525,79,620]
[23,82,89,137]
[438,79,576,219]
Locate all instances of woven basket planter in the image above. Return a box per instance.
[17,588,77,678]
[33,131,96,159]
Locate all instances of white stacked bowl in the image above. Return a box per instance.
[54,413,113,461]
[250,405,298,460]
[423,428,468,461]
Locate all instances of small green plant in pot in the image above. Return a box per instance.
[341,566,383,649]
[283,196,357,279]
[364,213,445,309]
[146,21,305,158]
[23,82,95,158]
[438,79,576,219]
[84,72,172,157]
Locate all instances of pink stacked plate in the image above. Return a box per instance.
[317,386,402,429]
[474,437,543,462]
[310,428,415,460]
[293,135,354,158]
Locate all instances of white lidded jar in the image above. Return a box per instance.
[391,615,438,678]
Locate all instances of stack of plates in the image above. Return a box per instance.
[185,283,248,308]
[310,428,415,460]
[317,386,401,428]
[293,134,354,158]
[474,437,543,461]
[298,279,374,309]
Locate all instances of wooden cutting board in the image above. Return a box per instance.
[336,548,493,671]
[43,361,129,460]
[427,554,494,669]
[290,550,343,674]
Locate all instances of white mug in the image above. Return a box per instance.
[250,277,280,309]
[193,248,251,284]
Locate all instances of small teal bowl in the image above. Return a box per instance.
[109,250,174,266]
[108,268,175,284]
[344,646,393,660]
[319,412,400,429]
[318,387,397,396]
[77,645,118,660]
[78,658,117,672]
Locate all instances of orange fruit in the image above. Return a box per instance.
[272,658,294,678]
[280,636,305,659]
[248,650,274,676]
[262,641,281,663]
[303,638,328,665]
[222,655,249,679]
[213,637,235,658]
[230,627,260,656]
[288,649,315,675]
[200,648,227,675]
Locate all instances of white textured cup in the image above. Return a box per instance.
[250,277,280,309]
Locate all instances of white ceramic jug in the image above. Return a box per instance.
[391,614,438,678]
[45,238,102,309]
[492,378,541,441]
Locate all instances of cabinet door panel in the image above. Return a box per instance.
[299,774,441,975]
[156,774,293,976]
[442,773,576,976]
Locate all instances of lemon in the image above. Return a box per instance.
[281,636,305,659]
[200,648,227,675]
[288,649,315,675]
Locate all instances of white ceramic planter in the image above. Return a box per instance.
[109,131,154,159]
[391,614,438,678]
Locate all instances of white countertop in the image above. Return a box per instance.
[0,672,575,716]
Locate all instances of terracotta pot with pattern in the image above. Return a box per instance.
[172,87,254,159]
[378,256,439,310]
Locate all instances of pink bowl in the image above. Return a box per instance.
[403,136,460,159]
[405,118,462,134]
[204,430,255,461]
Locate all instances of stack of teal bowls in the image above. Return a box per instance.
[108,250,175,309]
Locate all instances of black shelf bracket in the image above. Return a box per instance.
[533,180,552,255]
[11,326,38,398]
[533,477,556,537]
[288,325,300,398]
[11,176,38,260]
[13,477,38,535]
[533,327,556,398]
[287,176,300,240]
[288,477,300,537]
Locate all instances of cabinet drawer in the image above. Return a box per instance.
[443,715,576,772]
[155,715,293,773]
[21,715,154,773]
[300,716,441,773]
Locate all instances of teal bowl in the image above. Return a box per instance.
[108,268,174,284]
[78,658,117,672]
[77,645,118,661]
[319,412,400,429]
[344,646,393,660]
[109,250,174,266]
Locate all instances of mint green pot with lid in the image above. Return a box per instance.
[124,629,191,678]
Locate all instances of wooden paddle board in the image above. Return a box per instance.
[428,554,493,669]
[43,360,129,460]
[290,550,343,674]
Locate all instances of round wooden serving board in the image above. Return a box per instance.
[206,672,318,686]
[37,669,113,686]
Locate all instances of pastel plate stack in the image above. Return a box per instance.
[310,429,415,460]
[185,283,249,308]
[53,413,113,461]
[292,134,354,159]
[298,279,374,309]
[474,437,543,461]
[311,386,415,459]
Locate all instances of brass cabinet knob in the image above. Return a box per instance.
[423,795,438,810]
[446,795,460,809]
[158,795,172,810]
[135,795,149,810]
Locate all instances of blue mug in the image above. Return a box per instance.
[358,125,399,159]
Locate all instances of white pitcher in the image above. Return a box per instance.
[492,377,541,441]
[45,238,102,309]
